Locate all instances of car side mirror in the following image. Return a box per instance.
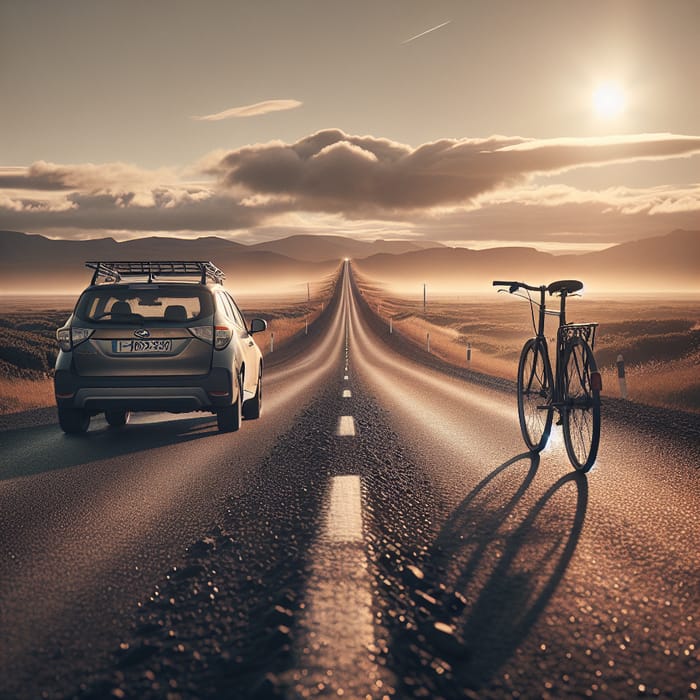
[249,318,267,334]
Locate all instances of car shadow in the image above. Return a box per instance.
[0,413,222,481]
[387,452,588,696]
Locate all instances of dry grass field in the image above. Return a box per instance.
[3,270,697,415]
[356,273,700,414]
[0,274,336,416]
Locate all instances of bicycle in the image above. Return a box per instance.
[492,279,602,472]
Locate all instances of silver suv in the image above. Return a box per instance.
[54,261,266,434]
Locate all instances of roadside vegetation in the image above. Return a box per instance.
[0,312,66,413]
[0,274,336,415]
[355,272,700,414]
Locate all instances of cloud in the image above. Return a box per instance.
[0,160,270,233]
[1,130,698,243]
[0,161,172,192]
[211,129,700,216]
[192,99,303,121]
[478,182,700,214]
[497,133,700,174]
[0,187,266,233]
[409,183,700,247]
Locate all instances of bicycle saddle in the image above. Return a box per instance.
[547,280,583,295]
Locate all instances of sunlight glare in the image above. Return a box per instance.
[593,82,626,118]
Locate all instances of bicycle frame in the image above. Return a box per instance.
[495,281,598,413]
[493,278,602,472]
[537,286,569,410]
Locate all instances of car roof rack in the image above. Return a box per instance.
[86,261,225,286]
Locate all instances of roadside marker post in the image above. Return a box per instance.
[389,317,393,334]
[305,318,308,335]
[427,332,430,353]
[467,342,472,363]
[617,354,628,399]
[270,332,274,353]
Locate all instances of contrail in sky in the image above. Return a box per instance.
[192,99,302,121]
[401,20,451,45]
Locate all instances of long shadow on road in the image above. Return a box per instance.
[382,453,589,698]
[0,414,219,481]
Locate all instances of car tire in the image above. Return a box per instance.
[242,371,262,420]
[217,378,242,433]
[58,406,90,435]
[105,409,130,428]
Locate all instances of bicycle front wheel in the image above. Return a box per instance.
[517,338,553,452]
[562,338,601,472]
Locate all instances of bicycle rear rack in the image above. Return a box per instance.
[558,323,598,349]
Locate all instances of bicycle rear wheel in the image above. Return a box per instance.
[517,338,553,452]
[562,338,601,472]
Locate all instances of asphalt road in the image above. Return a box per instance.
[1,262,698,700]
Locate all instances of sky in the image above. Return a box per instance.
[1,0,699,254]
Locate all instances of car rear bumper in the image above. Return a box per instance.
[54,368,233,412]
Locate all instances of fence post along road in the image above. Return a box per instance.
[617,353,628,398]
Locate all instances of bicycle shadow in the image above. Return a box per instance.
[390,453,588,695]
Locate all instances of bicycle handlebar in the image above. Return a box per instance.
[492,280,543,292]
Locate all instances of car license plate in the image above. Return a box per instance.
[113,339,173,353]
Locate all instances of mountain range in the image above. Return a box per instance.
[0,229,697,294]
[355,229,699,293]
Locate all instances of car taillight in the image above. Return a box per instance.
[188,325,232,349]
[57,327,72,351]
[189,326,214,344]
[72,327,94,346]
[57,326,94,351]
[214,325,232,350]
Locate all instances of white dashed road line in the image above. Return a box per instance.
[336,415,356,436]
[290,303,390,695]
[326,475,363,541]
[295,474,385,698]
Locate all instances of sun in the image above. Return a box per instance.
[593,82,626,119]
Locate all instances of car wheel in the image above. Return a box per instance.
[105,409,130,427]
[217,377,242,433]
[58,406,90,435]
[242,370,262,420]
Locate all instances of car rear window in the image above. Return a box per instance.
[75,286,214,323]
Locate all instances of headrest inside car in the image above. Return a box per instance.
[111,301,132,315]
[164,304,187,322]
